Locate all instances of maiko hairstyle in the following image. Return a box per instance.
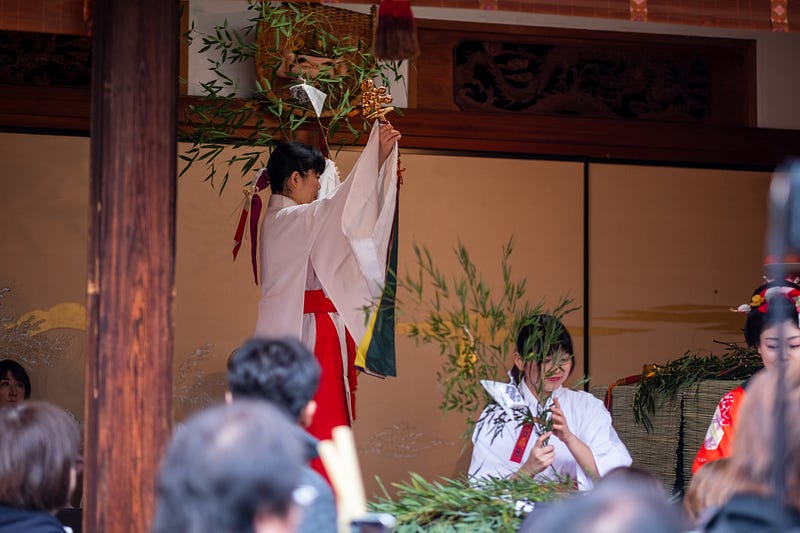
[227,336,321,421]
[152,401,303,533]
[0,359,31,399]
[512,314,575,384]
[0,401,80,511]
[741,279,800,347]
[266,141,326,194]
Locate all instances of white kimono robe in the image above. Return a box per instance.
[469,382,632,490]
[254,121,398,369]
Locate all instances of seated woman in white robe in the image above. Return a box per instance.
[469,314,631,490]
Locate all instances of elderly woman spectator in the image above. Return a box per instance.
[0,401,81,532]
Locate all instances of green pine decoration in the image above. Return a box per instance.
[369,473,574,532]
[180,1,402,191]
[632,341,762,431]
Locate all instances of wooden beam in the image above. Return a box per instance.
[0,0,85,35]
[2,87,798,167]
[387,108,800,168]
[84,0,178,532]
[0,0,791,36]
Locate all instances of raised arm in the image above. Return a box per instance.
[378,122,402,168]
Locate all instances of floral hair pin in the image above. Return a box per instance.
[734,285,800,314]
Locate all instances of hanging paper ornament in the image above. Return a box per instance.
[290,81,328,118]
[373,0,419,61]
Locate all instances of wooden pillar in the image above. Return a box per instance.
[84,0,178,531]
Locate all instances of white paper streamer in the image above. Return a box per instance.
[290,81,328,118]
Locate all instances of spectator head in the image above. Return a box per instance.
[684,457,734,524]
[227,337,321,425]
[519,481,685,533]
[725,362,800,512]
[0,400,81,511]
[152,400,304,533]
[597,465,665,499]
[0,359,31,405]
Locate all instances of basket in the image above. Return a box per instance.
[681,380,743,490]
[255,3,375,117]
[609,384,682,495]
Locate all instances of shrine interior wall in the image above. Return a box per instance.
[0,132,769,496]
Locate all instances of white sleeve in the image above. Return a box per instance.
[341,122,398,298]
[304,122,398,343]
[574,395,632,490]
[468,407,517,481]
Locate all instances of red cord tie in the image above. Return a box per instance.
[232,168,270,285]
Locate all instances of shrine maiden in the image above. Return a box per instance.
[254,122,400,473]
[469,315,631,490]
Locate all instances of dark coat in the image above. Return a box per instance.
[703,493,800,533]
[0,505,66,533]
[295,427,337,533]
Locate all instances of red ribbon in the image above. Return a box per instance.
[510,422,535,463]
[232,169,270,285]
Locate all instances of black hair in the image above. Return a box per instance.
[152,401,303,533]
[743,279,800,347]
[227,337,321,421]
[511,314,575,384]
[266,141,326,194]
[0,359,31,399]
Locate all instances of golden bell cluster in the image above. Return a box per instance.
[360,79,395,121]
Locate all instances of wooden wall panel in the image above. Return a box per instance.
[0,0,788,36]
[0,0,85,35]
[412,19,756,126]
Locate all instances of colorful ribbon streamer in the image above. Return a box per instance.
[232,168,270,285]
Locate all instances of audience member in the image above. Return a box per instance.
[0,360,31,406]
[596,465,665,499]
[702,362,800,532]
[0,401,81,532]
[518,479,685,533]
[227,337,337,533]
[683,457,733,527]
[151,401,304,533]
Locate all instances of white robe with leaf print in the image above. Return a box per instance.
[469,381,631,490]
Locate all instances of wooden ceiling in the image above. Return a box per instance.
[1,0,798,167]
[0,0,792,36]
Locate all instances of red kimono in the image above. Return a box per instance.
[692,384,747,473]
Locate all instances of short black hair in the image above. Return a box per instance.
[0,359,31,399]
[227,337,321,421]
[152,401,303,533]
[266,141,326,194]
[512,314,575,383]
